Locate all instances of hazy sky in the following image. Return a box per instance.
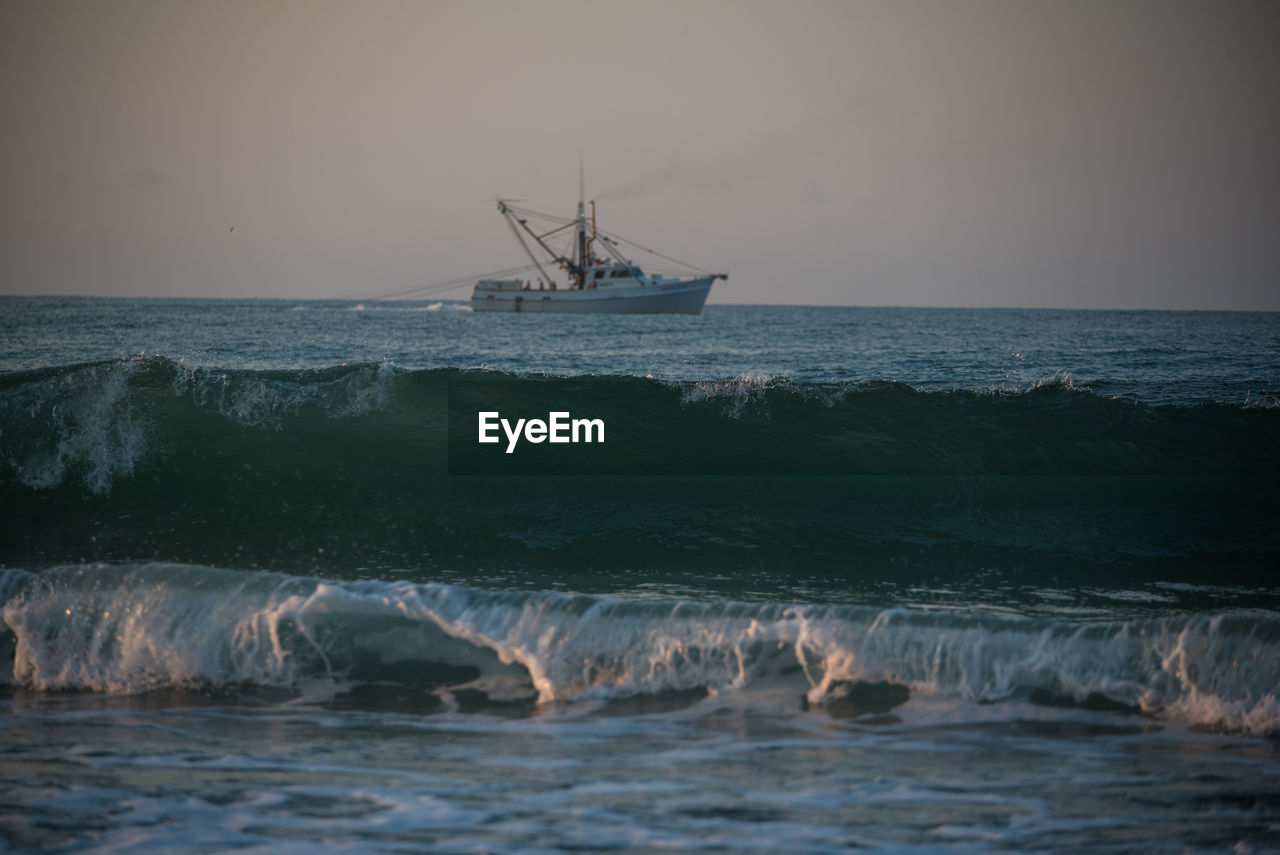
[3,0,1278,308]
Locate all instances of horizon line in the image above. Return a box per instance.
[0,292,1275,313]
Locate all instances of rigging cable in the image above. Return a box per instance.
[594,227,712,275]
[502,208,560,287]
[355,263,538,301]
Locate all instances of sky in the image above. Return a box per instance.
[2,0,1278,309]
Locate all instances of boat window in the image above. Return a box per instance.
[594,270,604,280]
[610,270,627,278]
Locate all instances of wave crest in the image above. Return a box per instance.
[3,564,1278,734]
[1,359,146,494]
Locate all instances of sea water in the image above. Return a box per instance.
[1,296,1278,853]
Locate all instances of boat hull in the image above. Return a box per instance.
[471,277,714,315]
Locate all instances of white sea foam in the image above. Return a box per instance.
[986,369,1091,397]
[3,564,1278,735]
[677,373,777,417]
[173,360,402,429]
[5,360,146,494]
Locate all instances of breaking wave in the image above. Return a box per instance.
[1,357,1275,585]
[2,563,1278,735]
[5,356,1276,488]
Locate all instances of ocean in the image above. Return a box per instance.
[1,296,1278,853]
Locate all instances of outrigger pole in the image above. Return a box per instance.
[498,195,593,290]
[498,200,559,287]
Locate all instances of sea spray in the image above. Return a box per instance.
[4,563,1278,734]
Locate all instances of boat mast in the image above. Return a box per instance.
[575,156,589,289]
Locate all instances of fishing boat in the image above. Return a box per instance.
[471,191,726,314]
